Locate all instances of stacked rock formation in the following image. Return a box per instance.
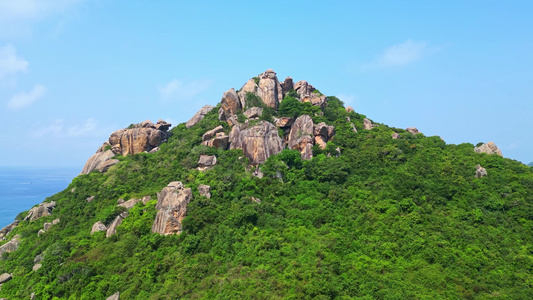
[81,119,171,174]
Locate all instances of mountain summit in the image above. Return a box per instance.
[0,70,531,299]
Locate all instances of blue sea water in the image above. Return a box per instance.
[0,166,80,229]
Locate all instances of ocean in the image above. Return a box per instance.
[0,166,80,229]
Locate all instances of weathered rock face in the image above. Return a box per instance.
[288,115,315,159]
[257,69,283,109]
[198,184,211,199]
[117,198,142,210]
[220,88,242,123]
[201,126,229,149]
[474,141,503,157]
[281,77,294,95]
[152,182,192,235]
[0,234,21,258]
[475,164,488,178]
[294,80,315,96]
[90,221,107,235]
[186,105,215,128]
[24,202,55,222]
[80,150,116,175]
[244,107,263,119]
[0,221,19,240]
[229,121,284,165]
[106,212,128,238]
[313,122,335,150]
[274,117,294,128]
[198,155,217,171]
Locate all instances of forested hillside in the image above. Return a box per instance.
[1,71,532,299]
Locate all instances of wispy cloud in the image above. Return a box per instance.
[6,84,45,110]
[33,118,100,138]
[365,40,428,69]
[157,79,211,102]
[0,44,29,80]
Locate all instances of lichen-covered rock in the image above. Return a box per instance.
[37,229,45,236]
[24,202,55,221]
[91,221,107,235]
[96,159,119,173]
[186,105,215,128]
[229,121,283,165]
[294,80,315,97]
[475,164,488,178]
[152,182,192,235]
[474,141,503,157]
[198,155,217,171]
[106,212,128,238]
[198,184,211,199]
[350,123,357,133]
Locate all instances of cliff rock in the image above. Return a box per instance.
[288,115,315,159]
[244,107,263,119]
[186,105,215,128]
[229,121,284,165]
[281,77,294,95]
[80,149,116,175]
[220,88,242,122]
[152,182,192,235]
[24,202,55,222]
[257,69,283,109]
[474,141,503,157]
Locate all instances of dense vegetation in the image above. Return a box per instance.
[1,93,532,299]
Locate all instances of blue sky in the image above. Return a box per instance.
[0,0,532,168]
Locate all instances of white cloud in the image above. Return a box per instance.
[6,84,45,110]
[33,118,100,138]
[158,79,211,102]
[366,40,428,68]
[0,44,28,80]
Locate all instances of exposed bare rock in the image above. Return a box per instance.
[37,229,45,236]
[110,120,171,156]
[302,93,327,108]
[294,80,315,96]
[363,118,374,130]
[187,105,215,128]
[43,222,52,231]
[202,126,224,141]
[0,221,19,240]
[350,123,357,133]
[474,141,503,157]
[281,77,294,95]
[345,106,354,113]
[237,78,258,109]
[106,292,120,300]
[475,164,488,178]
[274,117,294,128]
[0,273,12,284]
[218,107,227,122]
[24,202,55,222]
[220,88,242,121]
[288,115,315,159]
[392,132,400,139]
[80,150,115,175]
[198,155,217,171]
[313,122,332,150]
[229,121,284,165]
[0,234,21,258]
[244,107,263,119]
[198,184,211,199]
[155,119,171,131]
[32,264,42,271]
[86,196,95,202]
[257,69,283,109]
[141,196,151,204]
[117,198,142,210]
[106,212,128,238]
[152,182,192,235]
[251,197,262,204]
[96,159,119,173]
[148,147,160,154]
[91,221,107,235]
[406,127,420,135]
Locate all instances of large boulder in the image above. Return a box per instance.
[198,184,211,199]
[198,155,217,171]
[244,107,263,119]
[229,121,284,165]
[0,221,19,240]
[288,115,315,159]
[475,164,488,178]
[80,149,116,175]
[257,69,283,109]
[406,127,420,135]
[106,212,128,238]
[24,202,55,222]
[474,141,503,157]
[313,122,335,149]
[152,182,192,235]
[0,234,21,258]
[281,77,294,95]
[220,88,242,123]
[186,105,215,128]
[0,273,12,284]
[90,221,107,235]
[201,126,229,149]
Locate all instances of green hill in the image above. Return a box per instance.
[1,71,532,299]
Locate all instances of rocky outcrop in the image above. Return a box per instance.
[91,221,107,235]
[0,234,21,258]
[281,77,294,95]
[24,202,55,222]
[244,107,263,119]
[201,126,229,149]
[406,127,420,135]
[32,264,42,271]
[392,132,400,139]
[313,122,335,150]
[345,106,354,113]
[186,105,215,128]
[80,149,117,175]
[474,141,503,157]
[0,221,19,240]
[257,69,283,109]
[198,155,217,171]
[198,184,211,199]
[229,121,284,165]
[106,212,128,238]
[293,80,327,108]
[117,198,141,210]
[220,88,242,124]
[288,115,315,160]
[106,292,120,300]
[152,182,192,235]
[363,118,374,130]
[475,165,488,178]
[274,117,294,128]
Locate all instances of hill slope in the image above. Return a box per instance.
[1,70,532,299]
